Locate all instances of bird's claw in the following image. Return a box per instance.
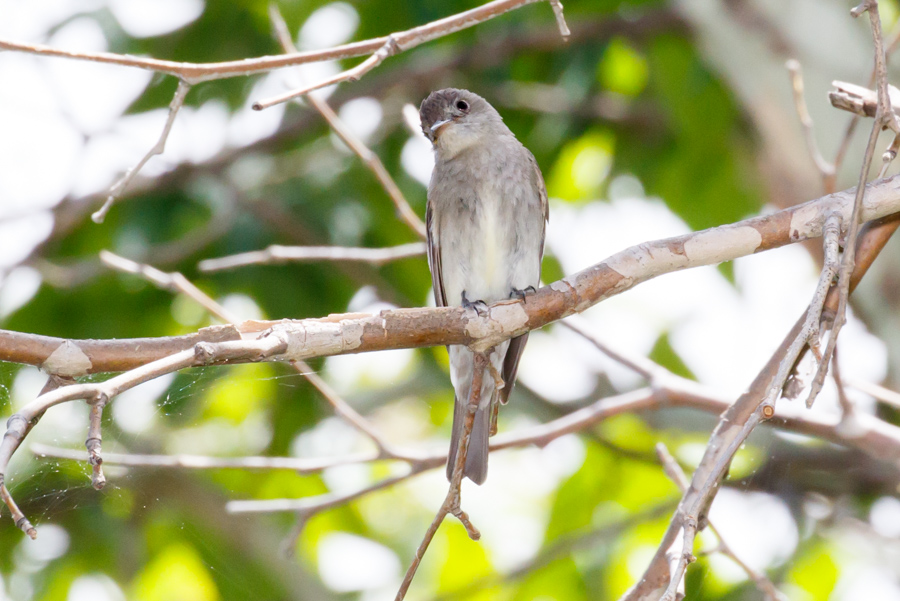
[461,291,489,316]
[510,286,537,302]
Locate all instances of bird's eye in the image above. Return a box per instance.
[456,100,469,112]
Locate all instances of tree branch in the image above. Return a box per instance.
[807,0,896,408]
[620,191,900,600]
[2,175,900,375]
[197,242,426,272]
[252,0,568,109]
[0,0,551,83]
[5,176,900,539]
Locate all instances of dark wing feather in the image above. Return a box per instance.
[531,151,550,262]
[498,153,549,405]
[425,198,447,308]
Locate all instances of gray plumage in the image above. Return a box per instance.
[419,88,548,484]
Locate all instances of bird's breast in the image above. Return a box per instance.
[440,187,513,305]
[479,192,501,286]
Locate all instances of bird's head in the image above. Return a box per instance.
[419,88,503,155]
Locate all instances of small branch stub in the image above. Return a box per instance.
[549,0,571,39]
[852,2,870,18]
[86,400,106,489]
[1,480,37,539]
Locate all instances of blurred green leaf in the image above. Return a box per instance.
[598,414,658,454]
[787,541,839,600]
[438,522,495,595]
[545,441,616,541]
[547,130,615,202]
[132,542,221,601]
[201,363,275,423]
[541,253,566,287]
[605,516,671,600]
[616,35,761,232]
[598,38,649,97]
[513,557,587,601]
[648,332,695,380]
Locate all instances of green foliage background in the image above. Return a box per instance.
[3,0,897,599]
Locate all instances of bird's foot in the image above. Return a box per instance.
[510,286,537,302]
[461,291,489,316]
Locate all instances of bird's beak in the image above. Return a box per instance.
[430,119,451,138]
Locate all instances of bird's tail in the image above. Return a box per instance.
[446,397,491,485]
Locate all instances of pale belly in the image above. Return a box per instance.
[439,195,540,307]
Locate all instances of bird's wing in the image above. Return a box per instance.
[499,153,548,405]
[530,151,550,261]
[426,198,447,308]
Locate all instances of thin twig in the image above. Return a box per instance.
[273,465,430,556]
[91,80,191,224]
[832,346,855,420]
[198,242,426,272]
[854,1,900,132]
[786,59,836,188]
[268,5,427,238]
[0,38,383,82]
[784,213,900,408]
[31,443,380,472]
[290,360,401,458]
[548,0,571,39]
[0,483,36,539]
[101,250,242,324]
[880,132,900,177]
[807,2,892,408]
[656,444,787,601]
[765,210,841,412]
[395,353,487,601]
[39,387,657,481]
[830,21,900,182]
[254,37,400,110]
[847,378,900,409]
[85,398,107,490]
[796,210,843,399]
[561,317,659,381]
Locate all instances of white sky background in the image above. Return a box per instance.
[0,1,898,599]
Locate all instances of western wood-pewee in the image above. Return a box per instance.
[419,88,548,484]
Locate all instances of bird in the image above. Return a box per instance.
[419,88,548,485]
